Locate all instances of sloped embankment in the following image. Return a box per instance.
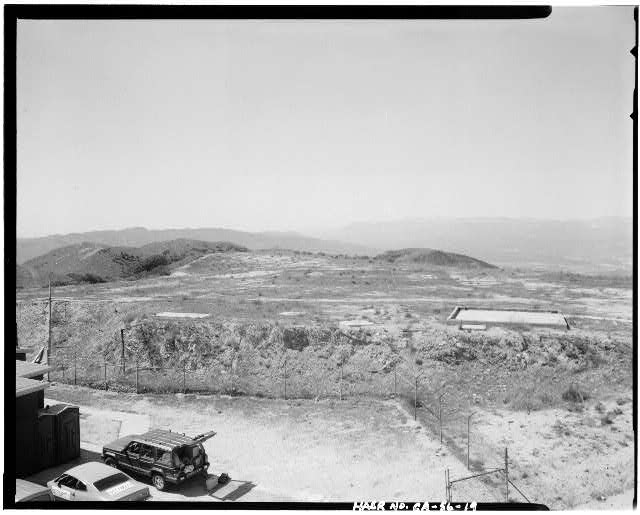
[16,299,631,406]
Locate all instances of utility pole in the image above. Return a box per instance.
[47,274,52,381]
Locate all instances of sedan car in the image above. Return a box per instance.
[47,462,150,501]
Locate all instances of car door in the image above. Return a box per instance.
[122,441,142,474]
[137,444,155,477]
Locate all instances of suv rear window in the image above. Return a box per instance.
[94,473,129,492]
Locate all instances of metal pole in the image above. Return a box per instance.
[48,276,52,352]
[136,362,139,394]
[467,416,470,470]
[183,363,186,394]
[394,364,397,396]
[467,412,476,470]
[446,468,450,503]
[445,469,447,504]
[47,275,52,382]
[439,396,443,444]
[414,376,417,421]
[283,357,287,400]
[74,352,77,386]
[120,329,125,374]
[104,362,108,391]
[231,351,235,393]
[340,361,343,401]
[505,447,509,503]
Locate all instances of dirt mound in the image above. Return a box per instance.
[413,326,629,372]
[16,297,630,405]
[375,248,497,269]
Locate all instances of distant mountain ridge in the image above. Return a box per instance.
[16,239,247,288]
[16,227,378,264]
[319,217,632,272]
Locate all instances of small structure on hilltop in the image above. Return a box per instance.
[446,306,570,331]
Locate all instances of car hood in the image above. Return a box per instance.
[102,435,139,453]
[98,480,150,501]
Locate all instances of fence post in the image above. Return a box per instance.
[340,361,344,401]
[121,328,126,374]
[414,376,417,421]
[231,352,235,394]
[467,412,476,470]
[467,415,470,470]
[62,364,65,380]
[135,362,139,394]
[283,357,287,400]
[445,468,450,503]
[183,363,186,394]
[439,393,444,444]
[104,362,108,391]
[505,448,509,502]
[394,364,397,397]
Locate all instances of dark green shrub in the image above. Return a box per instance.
[562,384,589,403]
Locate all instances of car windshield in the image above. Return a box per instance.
[93,473,130,492]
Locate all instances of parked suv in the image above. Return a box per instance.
[101,429,215,491]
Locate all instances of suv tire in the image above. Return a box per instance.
[152,473,166,491]
[104,457,117,468]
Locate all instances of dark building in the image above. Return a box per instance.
[15,361,80,478]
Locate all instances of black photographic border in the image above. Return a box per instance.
[3,4,635,511]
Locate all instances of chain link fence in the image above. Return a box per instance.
[43,339,535,504]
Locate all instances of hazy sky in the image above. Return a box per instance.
[16,8,635,238]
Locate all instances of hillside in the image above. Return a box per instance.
[16,239,247,288]
[16,227,377,264]
[375,248,497,269]
[319,217,633,271]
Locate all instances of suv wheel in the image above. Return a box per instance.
[152,473,166,491]
[104,457,117,468]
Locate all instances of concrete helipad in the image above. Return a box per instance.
[447,306,570,330]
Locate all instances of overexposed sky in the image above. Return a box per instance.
[16,8,635,238]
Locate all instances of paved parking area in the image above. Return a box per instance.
[26,399,275,501]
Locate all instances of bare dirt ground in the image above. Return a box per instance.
[16,250,634,509]
[39,383,497,502]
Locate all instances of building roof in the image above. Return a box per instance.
[16,376,49,398]
[16,360,53,379]
[447,306,570,329]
